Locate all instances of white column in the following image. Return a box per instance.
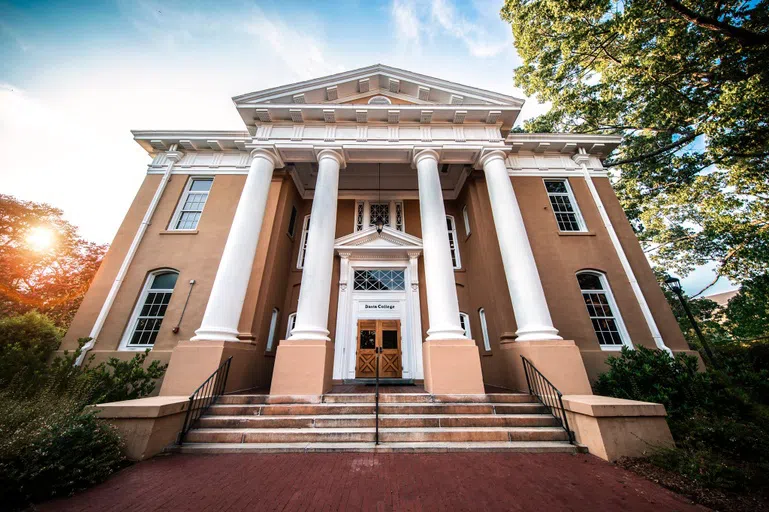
[192,149,278,341]
[288,149,343,341]
[480,150,562,341]
[414,149,466,341]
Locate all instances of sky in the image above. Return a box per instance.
[0,0,735,296]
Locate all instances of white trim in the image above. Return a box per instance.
[543,178,587,232]
[266,308,279,351]
[119,269,179,351]
[354,200,406,233]
[478,308,491,352]
[368,95,392,105]
[168,176,213,230]
[286,312,297,339]
[577,271,633,351]
[297,214,311,269]
[574,150,672,354]
[459,312,472,339]
[446,215,462,269]
[461,204,471,237]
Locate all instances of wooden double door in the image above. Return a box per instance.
[355,319,402,378]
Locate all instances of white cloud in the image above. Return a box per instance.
[392,0,422,47]
[429,0,511,58]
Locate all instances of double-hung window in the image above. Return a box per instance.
[122,270,179,349]
[478,308,491,351]
[446,215,461,269]
[462,205,471,237]
[266,308,279,351]
[577,271,630,349]
[297,215,311,269]
[544,179,586,232]
[286,313,297,339]
[459,312,472,339]
[171,177,213,230]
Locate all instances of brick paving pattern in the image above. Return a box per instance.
[41,453,706,511]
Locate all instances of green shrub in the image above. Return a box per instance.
[0,388,124,509]
[84,349,168,404]
[0,312,62,388]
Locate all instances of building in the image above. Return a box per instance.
[64,64,696,401]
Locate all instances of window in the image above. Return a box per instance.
[170,177,213,230]
[462,205,471,237]
[577,271,630,349]
[354,200,405,232]
[459,312,472,339]
[353,269,406,291]
[446,215,461,269]
[394,202,404,231]
[368,95,392,105]
[355,201,365,231]
[478,308,491,351]
[544,179,586,232]
[286,312,297,339]
[122,270,179,349]
[266,308,279,351]
[369,202,390,229]
[287,206,298,238]
[297,215,310,269]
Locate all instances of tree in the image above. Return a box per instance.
[501,0,769,288]
[724,275,769,340]
[0,195,106,328]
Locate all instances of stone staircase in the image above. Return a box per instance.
[174,392,581,453]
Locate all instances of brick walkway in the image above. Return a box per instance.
[41,453,705,511]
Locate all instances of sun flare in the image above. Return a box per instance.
[25,226,55,252]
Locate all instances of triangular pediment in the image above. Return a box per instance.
[233,64,523,107]
[335,226,423,256]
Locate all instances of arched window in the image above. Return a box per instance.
[459,312,472,339]
[297,215,311,269]
[121,270,179,349]
[368,95,392,105]
[286,312,297,340]
[478,308,491,352]
[266,308,279,351]
[446,215,461,269]
[577,271,630,349]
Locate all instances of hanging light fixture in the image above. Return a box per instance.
[375,163,385,234]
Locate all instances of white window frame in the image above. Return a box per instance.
[169,176,213,231]
[446,215,462,269]
[354,200,405,232]
[286,312,297,340]
[368,95,392,105]
[577,271,632,351]
[287,205,298,239]
[543,178,587,232]
[297,215,311,269]
[266,308,279,351]
[478,308,491,352]
[119,269,179,351]
[462,205,471,237]
[459,312,472,339]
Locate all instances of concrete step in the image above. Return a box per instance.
[185,427,569,444]
[173,441,582,454]
[207,402,548,416]
[218,393,536,405]
[197,414,560,429]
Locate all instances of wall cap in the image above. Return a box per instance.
[88,396,189,419]
[562,395,667,418]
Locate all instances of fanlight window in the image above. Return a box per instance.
[368,95,392,105]
[353,270,406,291]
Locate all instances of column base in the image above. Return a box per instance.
[270,339,334,396]
[422,339,485,394]
[500,339,592,395]
[159,340,258,396]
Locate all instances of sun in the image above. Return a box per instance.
[25,226,56,252]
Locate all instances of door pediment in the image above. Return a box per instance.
[335,227,422,259]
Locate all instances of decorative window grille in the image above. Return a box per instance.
[171,177,213,230]
[577,271,629,348]
[355,201,365,231]
[297,215,310,269]
[446,215,461,269]
[286,313,297,339]
[394,201,404,231]
[125,270,179,348]
[459,312,472,339]
[462,205,471,237]
[266,308,279,351]
[287,206,298,237]
[544,179,586,232]
[353,269,406,291]
[479,308,491,351]
[369,203,390,228]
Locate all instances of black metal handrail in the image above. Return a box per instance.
[375,346,382,445]
[178,356,232,444]
[521,356,574,444]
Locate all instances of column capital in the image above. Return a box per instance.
[412,148,441,167]
[249,147,284,168]
[315,148,346,168]
[477,149,508,169]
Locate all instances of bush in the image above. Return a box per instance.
[0,388,124,509]
[0,312,62,388]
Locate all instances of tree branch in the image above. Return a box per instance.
[606,132,699,167]
[661,0,769,47]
